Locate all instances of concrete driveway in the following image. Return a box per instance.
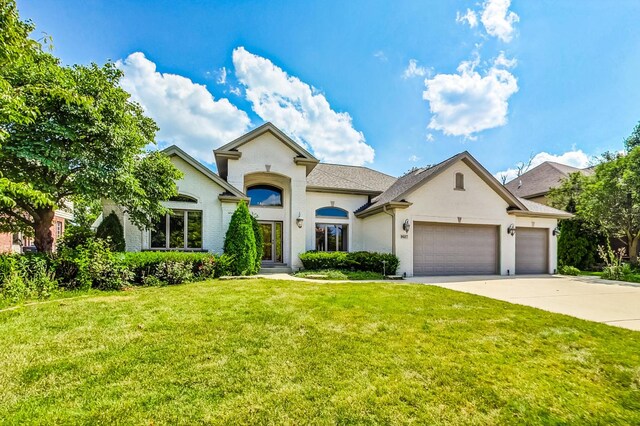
[406,275,640,331]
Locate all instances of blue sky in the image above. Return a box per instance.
[20,0,640,179]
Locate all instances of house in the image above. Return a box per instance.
[0,209,73,253]
[101,122,571,276]
[504,161,594,205]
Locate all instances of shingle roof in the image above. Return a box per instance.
[504,161,593,199]
[306,163,397,193]
[516,197,573,217]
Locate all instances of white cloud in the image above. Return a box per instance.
[229,86,242,96]
[373,50,388,62]
[232,46,375,165]
[117,52,251,163]
[216,67,227,85]
[493,51,517,68]
[495,149,591,183]
[480,0,519,42]
[456,8,478,28]
[402,59,431,79]
[422,54,518,138]
[426,133,435,142]
[409,155,420,162]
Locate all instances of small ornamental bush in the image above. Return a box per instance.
[121,251,223,284]
[223,202,257,276]
[299,251,399,275]
[558,265,580,276]
[251,215,263,274]
[96,211,126,252]
[0,254,58,302]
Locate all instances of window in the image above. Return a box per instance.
[55,221,63,238]
[247,185,283,207]
[315,224,348,252]
[151,210,202,249]
[455,172,465,190]
[169,194,198,203]
[315,207,348,218]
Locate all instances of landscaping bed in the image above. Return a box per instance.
[293,269,384,280]
[0,279,638,424]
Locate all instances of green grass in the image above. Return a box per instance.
[1,279,639,424]
[293,269,384,280]
[579,270,640,284]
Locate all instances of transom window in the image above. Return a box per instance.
[315,207,348,218]
[455,172,465,190]
[151,210,203,249]
[169,194,198,203]
[247,185,283,207]
[315,224,348,252]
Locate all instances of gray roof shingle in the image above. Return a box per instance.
[306,163,397,193]
[516,197,573,217]
[504,161,593,199]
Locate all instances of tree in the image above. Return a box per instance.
[0,54,182,252]
[573,151,640,264]
[223,202,257,276]
[625,121,640,151]
[96,211,125,252]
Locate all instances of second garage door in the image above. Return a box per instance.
[413,222,499,275]
[515,227,548,274]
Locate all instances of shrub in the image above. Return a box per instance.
[298,251,399,275]
[121,251,223,284]
[251,215,263,274]
[557,219,606,270]
[0,254,58,302]
[96,211,126,252]
[58,225,96,250]
[223,202,257,276]
[154,261,194,285]
[558,265,580,276]
[598,244,628,281]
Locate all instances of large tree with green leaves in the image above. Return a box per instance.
[0,3,182,252]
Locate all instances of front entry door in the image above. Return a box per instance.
[259,221,283,263]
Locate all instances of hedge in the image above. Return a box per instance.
[298,251,399,275]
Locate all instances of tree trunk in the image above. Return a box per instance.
[33,208,55,253]
[629,236,639,265]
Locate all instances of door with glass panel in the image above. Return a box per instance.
[259,221,283,263]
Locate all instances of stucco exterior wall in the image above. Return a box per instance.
[361,213,393,254]
[226,132,308,268]
[305,191,369,252]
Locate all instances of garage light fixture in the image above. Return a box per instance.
[296,212,304,228]
[552,226,560,236]
[402,219,411,233]
[507,224,516,236]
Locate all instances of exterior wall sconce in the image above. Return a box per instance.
[507,224,516,236]
[552,226,560,236]
[402,219,411,233]
[296,213,304,228]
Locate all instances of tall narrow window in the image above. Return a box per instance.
[455,172,465,190]
[151,210,202,249]
[315,224,348,252]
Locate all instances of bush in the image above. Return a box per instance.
[0,253,58,302]
[121,251,225,284]
[96,211,126,252]
[557,219,606,270]
[598,244,629,281]
[223,202,257,275]
[251,215,263,274]
[299,251,399,275]
[58,225,96,250]
[558,265,580,276]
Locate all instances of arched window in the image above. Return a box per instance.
[247,185,283,206]
[455,172,465,190]
[315,207,348,218]
[169,194,198,203]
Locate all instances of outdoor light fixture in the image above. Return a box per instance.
[296,212,304,228]
[402,219,411,233]
[552,226,560,236]
[507,224,516,236]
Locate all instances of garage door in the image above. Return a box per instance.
[515,227,548,274]
[413,223,499,275]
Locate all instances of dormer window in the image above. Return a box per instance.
[455,172,465,190]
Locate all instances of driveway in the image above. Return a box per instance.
[406,275,640,331]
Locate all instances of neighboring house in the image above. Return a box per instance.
[504,161,594,205]
[0,209,73,253]
[99,123,570,276]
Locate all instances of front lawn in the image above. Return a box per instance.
[293,269,384,280]
[1,279,639,424]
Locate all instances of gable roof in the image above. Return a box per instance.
[355,151,528,217]
[504,161,594,199]
[213,122,319,179]
[510,197,573,218]
[306,163,397,194]
[162,145,247,200]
